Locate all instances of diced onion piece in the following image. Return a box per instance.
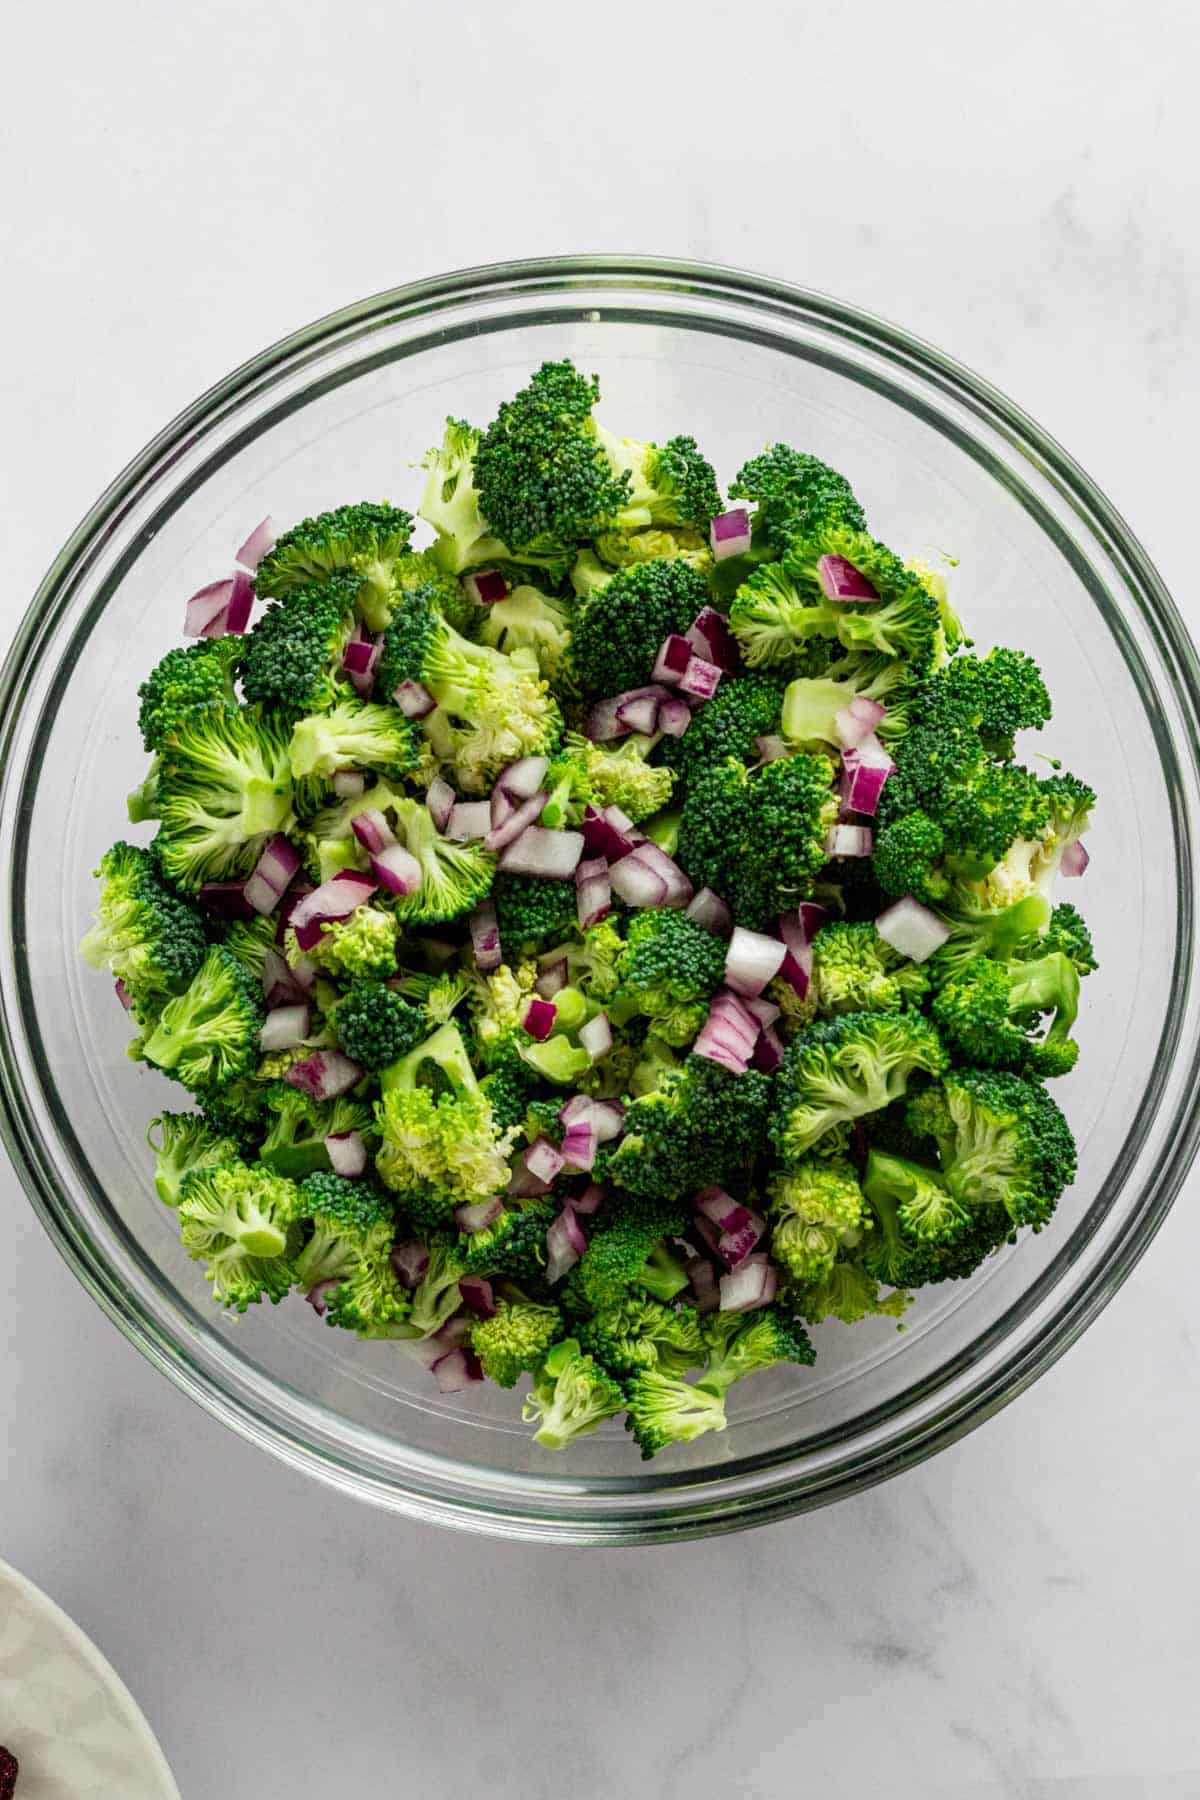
[708,989,761,1046]
[197,879,253,919]
[685,887,733,936]
[561,1118,598,1172]
[446,801,493,842]
[290,871,377,934]
[454,1196,503,1235]
[305,1277,343,1317]
[583,694,632,742]
[751,1025,785,1073]
[716,1207,767,1270]
[526,1135,565,1184]
[777,947,811,999]
[1061,839,1090,878]
[498,826,584,880]
[657,696,692,738]
[576,857,612,931]
[235,515,277,572]
[535,956,569,999]
[226,567,255,634]
[284,1049,363,1100]
[755,734,787,762]
[742,995,781,1030]
[723,926,787,997]
[114,978,133,1011]
[694,1186,751,1233]
[464,569,508,605]
[609,852,668,909]
[432,1347,484,1393]
[331,769,366,798]
[393,678,436,719]
[686,606,740,671]
[580,806,637,863]
[263,948,305,1009]
[522,997,558,1041]
[184,577,235,639]
[874,896,952,964]
[718,1253,778,1312]
[834,695,887,748]
[391,1240,431,1288]
[709,507,752,561]
[619,842,693,909]
[325,1130,367,1177]
[545,1204,587,1284]
[259,1004,310,1052]
[425,775,456,832]
[817,555,879,602]
[484,789,547,853]
[496,755,551,803]
[687,1256,721,1313]
[468,899,501,971]
[579,1010,613,1062]
[350,808,395,855]
[797,902,828,942]
[615,692,661,735]
[572,1182,606,1216]
[507,1151,553,1198]
[371,844,423,896]
[458,1276,496,1316]
[341,636,377,677]
[679,655,722,702]
[652,634,694,685]
[825,823,874,858]
[250,835,301,906]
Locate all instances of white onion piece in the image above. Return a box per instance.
[620,842,693,908]
[576,859,612,931]
[446,801,493,842]
[545,1205,587,1284]
[535,956,569,999]
[498,826,584,880]
[580,807,637,863]
[526,1135,565,1185]
[755,734,788,762]
[235,515,277,572]
[694,1187,750,1232]
[834,695,887,748]
[716,1211,768,1270]
[579,1010,613,1062]
[393,679,436,719]
[391,1240,431,1288]
[259,1004,310,1052]
[709,508,752,561]
[458,1276,496,1316]
[657,696,692,737]
[226,567,254,634]
[290,872,377,934]
[485,789,547,853]
[454,1196,504,1235]
[572,1182,606,1216]
[615,692,660,735]
[723,926,787,997]
[371,843,423,895]
[874,896,951,963]
[325,1130,367,1177]
[686,607,740,671]
[468,899,501,971]
[609,853,668,909]
[331,769,366,798]
[751,1025,785,1073]
[825,823,874,858]
[496,755,550,802]
[685,887,733,936]
[262,948,305,1008]
[719,1254,777,1313]
[561,1118,598,1172]
[743,995,781,1029]
[687,1255,721,1313]
[522,997,558,1041]
[284,1049,363,1100]
[425,775,456,832]
[432,1347,483,1393]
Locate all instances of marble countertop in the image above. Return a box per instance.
[4,2,1199,1793]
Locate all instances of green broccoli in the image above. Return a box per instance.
[406,1239,470,1337]
[239,572,361,717]
[476,583,575,686]
[780,656,924,751]
[770,1011,947,1162]
[288,695,419,783]
[542,732,676,827]
[623,1368,727,1459]
[334,982,428,1071]
[698,1304,815,1395]
[254,502,415,631]
[927,894,1053,985]
[916,1067,1077,1232]
[656,674,783,782]
[383,799,495,924]
[766,1157,869,1285]
[456,1196,558,1284]
[791,1259,911,1327]
[522,1337,626,1449]
[151,706,295,889]
[676,752,839,929]
[577,1295,705,1378]
[80,841,207,1005]
[812,921,929,1016]
[137,636,242,752]
[491,872,576,950]
[376,1023,514,1217]
[139,945,265,1088]
[178,1158,300,1307]
[258,1084,375,1179]
[417,417,520,578]
[294,905,401,980]
[146,1110,240,1209]
[470,1297,563,1387]
[601,1054,772,1206]
[932,951,1081,1077]
[611,909,727,1047]
[219,915,278,981]
[570,557,708,699]
[730,443,868,559]
[1034,901,1097,977]
[325,1244,415,1336]
[292,1171,396,1290]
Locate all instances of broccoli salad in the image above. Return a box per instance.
[81,359,1095,1460]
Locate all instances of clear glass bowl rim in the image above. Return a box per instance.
[2,254,1199,1544]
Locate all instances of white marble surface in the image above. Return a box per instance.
[4,2,1200,1794]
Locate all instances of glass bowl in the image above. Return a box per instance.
[2,257,1198,1545]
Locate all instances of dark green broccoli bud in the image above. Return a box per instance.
[698,1304,815,1396]
[611,909,727,1047]
[255,502,415,631]
[325,1244,414,1336]
[859,1148,1015,1289]
[657,674,783,781]
[293,1171,395,1290]
[491,872,576,950]
[730,443,867,557]
[771,1011,947,1164]
[728,560,841,669]
[577,1295,705,1378]
[601,1055,773,1206]
[392,546,479,637]
[139,945,265,1088]
[146,1110,240,1209]
[570,556,709,699]
[522,1337,626,1449]
[239,572,361,717]
[676,753,839,929]
[1032,902,1097,977]
[456,1197,559,1284]
[334,982,428,1071]
[920,1067,1077,1231]
[929,647,1051,759]
[563,1208,690,1316]
[871,810,949,904]
[812,921,929,1016]
[80,841,207,1003]
[470,1298,563,1387]
[258,1085,375,1179]
[178,1157,300,1309]
[288,695,420,783]
[932,952,1081,1077]
[151,706,295,890]
[597,432,722,534]
[137,637,241,752]
[478,1048,543,1133]
[623,1367,727,1459]
[188,1076,272,1143]
[766,1157,868,1285]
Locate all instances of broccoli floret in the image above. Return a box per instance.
[384,799,495,924]
[80,841,207,1005]
[623,1368,727,1459]
[562,1203,688,1314]
[791,1259,911,1326]
[239,573,360,717]
[592,430,722,536]
[377,580,561,793]
[334,981,428,1071]
[570,557,708,698]
[491,873,576,950]
[219,915,278,981]
[146,1110,240,1208]
[780,656,923,752]
[698,1304,815,1395]
[927,893,1053,985]
[178,1158,299,1302]
[292,1171,395,1290]
[296,905,401,980]
[788,528,941,666]
[728,560,841,668]
[478,1055,541,1135]
[932,951,1081,1077]
[522,1337,626,1450]
[392,547,479,637]
[920,1067,1077,1232]
[611,909,726,1047]
[137,637,242,752]
[908,557,969,659]
[601,1055,773,1205]
[476,583,574,687]
[677,753,838,929]
[470,1298,563,1387]
[288,696,419,784]
[139,945,264,1088]
[405,1239,469,1337]
[657,674,783,782]
[593,524,713,575]
[859,1149,1015,1289]
[467,961,538,1068]
[258,1084,375,1179]
[767,1156,869,1285]
[544,731,676,827]
[931,647,1051,758]
[417,417,522,578]
[771,1011,947,1163]
[577,1294,705,1378]
[151,707,295,890]
[730,444,867,559]
[255,502,415,631]
[812,921,929,1016]
[325,1244,414,1336]
[1034,901,1097,977]
[376,1023,514,1217]
[457,1196,558,1283]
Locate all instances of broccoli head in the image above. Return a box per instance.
[601,1054,772,1206]
[780,656,924,753]
[1035,900,1097,977]
[288,696,419,784]
[146,1110,240,1209]
[324,1244,415,1336]
[770,1010,947,1163]
[932,951,1081,1078]
[522,1337,626,1450]
[137,636,241,752]
[570,557,708,699]
[254,501,415,631]
[543,732,676,827]
[491,872,576,951]
[417,417,519,578]
[239,572,360,717]
[294,904,401,981]
[656,673,783,782]
[139,945,265,1089]
[677,752,839,929]
[812,921,929,1016]
[178,1157,300,1308]
[623,1367,727,1460]
[766,1156,869,1285]
[730,443,867,558]
[919,1067,1077,1231]
[476,583,575,687]
[376,1023,515,1218]
[576,1294,705,1379]
[611,908,727,1047]
[698,1303,815,1396]
[80,841,207,1005]
[293,1171,396,1290]
[151,706,295,890]
[258,1084,375,1180]
[456,1196,558,1283]
[470,1297,563,1387]
[334,981,428,1071]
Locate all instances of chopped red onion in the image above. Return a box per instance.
[583,695,632,742]
[797,902,829,941]
[692,1041,748,1073]
[284,1049,363,1100]
[679,654,723,702]
[657,696,692,738]
[817,555,879,602]
[694,1187,751,1233]
[718,1255,778,1313]
[245,834,301,914]
[687,1255,721,1313]
[371,843,422,896]
[525,1135,565,1184]
[184,577,236,639]
[291,953,317,992]
[716,1207,767,1270]
[723,926,787,997]
[685,887,733,936]
[468,899,501,972]
[579,1010,613,1061]
[349,809,395,856]
[586,685,674,742]
[834,695,887,748]
[305,1277,343,1317]
[458,1276,496,1317]
[576,859,613,931]
[615,692,662,735]
[290,871,377,934]
[498,826,584,879]
[580,805,637,863]
[496,755,551,803]
[114,978,132,1011]
[561,1119,597,1173]
[743,995,781,1029]
[604,804,636,833]
[432,1347,484,1393]
[777,947,811,999]
[242,871,281,916]
[755,734,788,762]
[686,606,740,671]
[464,569,508,605]
[331,769,366,799]
[341,636,377,677]
[535,956,569,999]
[198,879,255,919]
[446,801,494,842]
[507,1151,553,1198]
[708,988,762,1046]
[1061,839,1090,878]
[393,678,436,719]
[825,823,874,858]
[425,775,456,833]
[259,1003,310,1053]
[692,1212,725,1259]
[751,1025,785,1072]
[454,1195,504,1235]
[652,634,694,685]
[484,789,548,853]
[611,842,692,909]
[226,567,255,634]
[235,515,277,572]
[709,508,752,561]
[391,1240,431,1288]
[874,896,951,963]
[325,1130,367,1178]
[841,750,893,817]
[545,1204,587,1284]
[572,1182,606,1216]
[522,997,558,1042]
